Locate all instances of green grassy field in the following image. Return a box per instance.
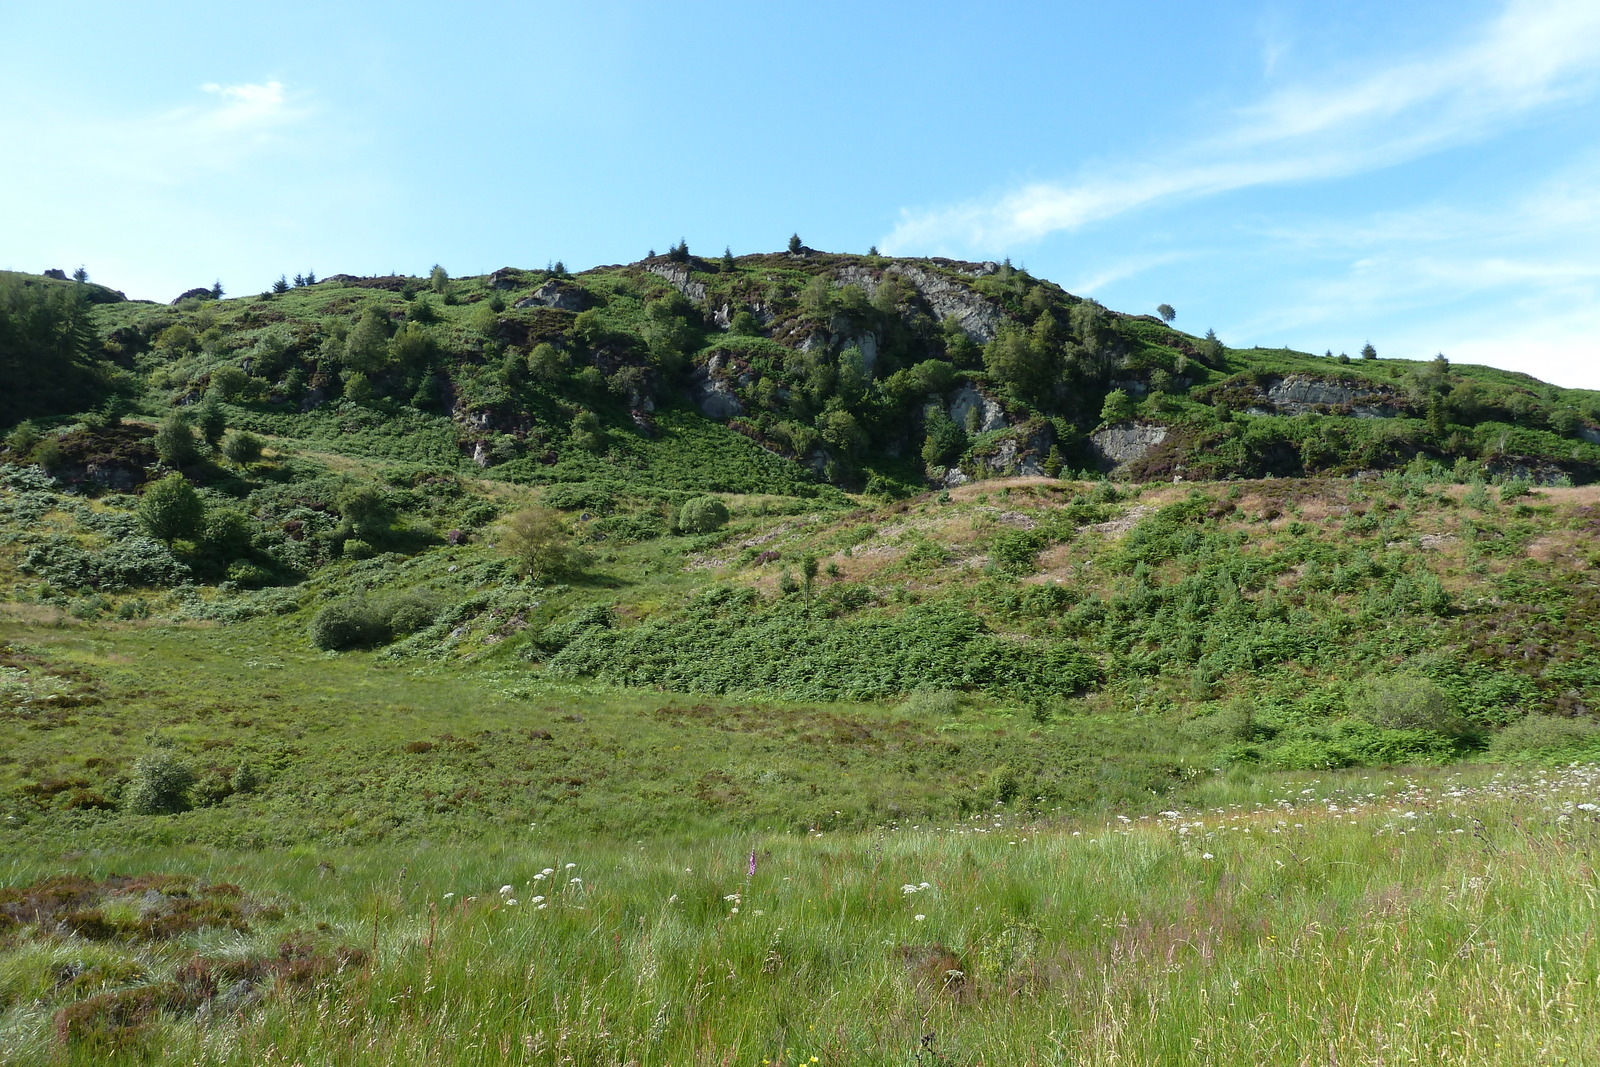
[10,252,1600,1062]
[3,764,1598,1064]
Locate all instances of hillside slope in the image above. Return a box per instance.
[3,250,1600,823]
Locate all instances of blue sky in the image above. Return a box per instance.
[4,1,1599,386]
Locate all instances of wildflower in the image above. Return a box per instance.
[443,892,455,899]
[541,867,555,875]
[500,885,513,895]
[531,895,545,904]
[724,893,741,902]
[506,899,519,906]
[570,877,583,884]
[667,894,679,904]
[749,850,758,876]
[902,885,920,894]
[565,862,577,869]
[1201,853,1215,860]
[533,873,546,881]
[914,914,926,921]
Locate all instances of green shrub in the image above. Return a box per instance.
[221,430,263,465]
[500,507,584,581]
[383,591,441,636]
[137,473,204,542]
[153,412,199,467]
[342,538,375,559]
[125,751,195,814]
[1178,703,1253,745]
[200,509,252,560]
[226,561,273,588]
[677,497,729,534]
[899,689,964,716]
[309,592,441,651]
[309,599,388,651]
[1350,673,1465,734]
[989,529,1044,575]
[1490,715,1600,759]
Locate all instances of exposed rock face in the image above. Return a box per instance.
[947,385,1007,433]
[1485,457,1572,485]
[832,264,1005,343]
[514,280,586,312]
[1090,422,1168,469]
[647,263,707,303]
[486,267,527,290]
[690,353,743,419]
[42,268,68,280]
[1256,374,1400,418]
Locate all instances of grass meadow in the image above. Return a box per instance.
[3,764,1599,1064]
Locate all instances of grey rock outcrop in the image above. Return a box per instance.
[486,267,527,290]
[1258,374,1400,418]
[1090,422,1168,469]
[832,264,1005,343]
[514,280,585,312]
[647,263,706,303]
[947,385,1007,433]
[690,353,743,419]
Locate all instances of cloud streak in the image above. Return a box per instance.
[882,0,1600,255]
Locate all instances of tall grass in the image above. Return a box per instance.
[5,764,1598,1064]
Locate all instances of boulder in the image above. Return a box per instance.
[171,287,213,304]
[42,268,68,280]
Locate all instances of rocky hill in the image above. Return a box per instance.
[7,248,1600,497]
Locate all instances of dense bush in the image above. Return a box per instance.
[138,473,205,542]
[309,591,443,651]
[125,751,195,815]
[21,535,189,590]
[1350,674,1465,734]
[499,507,584,581]
[677,496,729,534]
[1489,715,1600,759]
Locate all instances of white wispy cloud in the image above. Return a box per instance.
[197,80,292,132]
[1222,152,1600,386]
[881,0,1600,255]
